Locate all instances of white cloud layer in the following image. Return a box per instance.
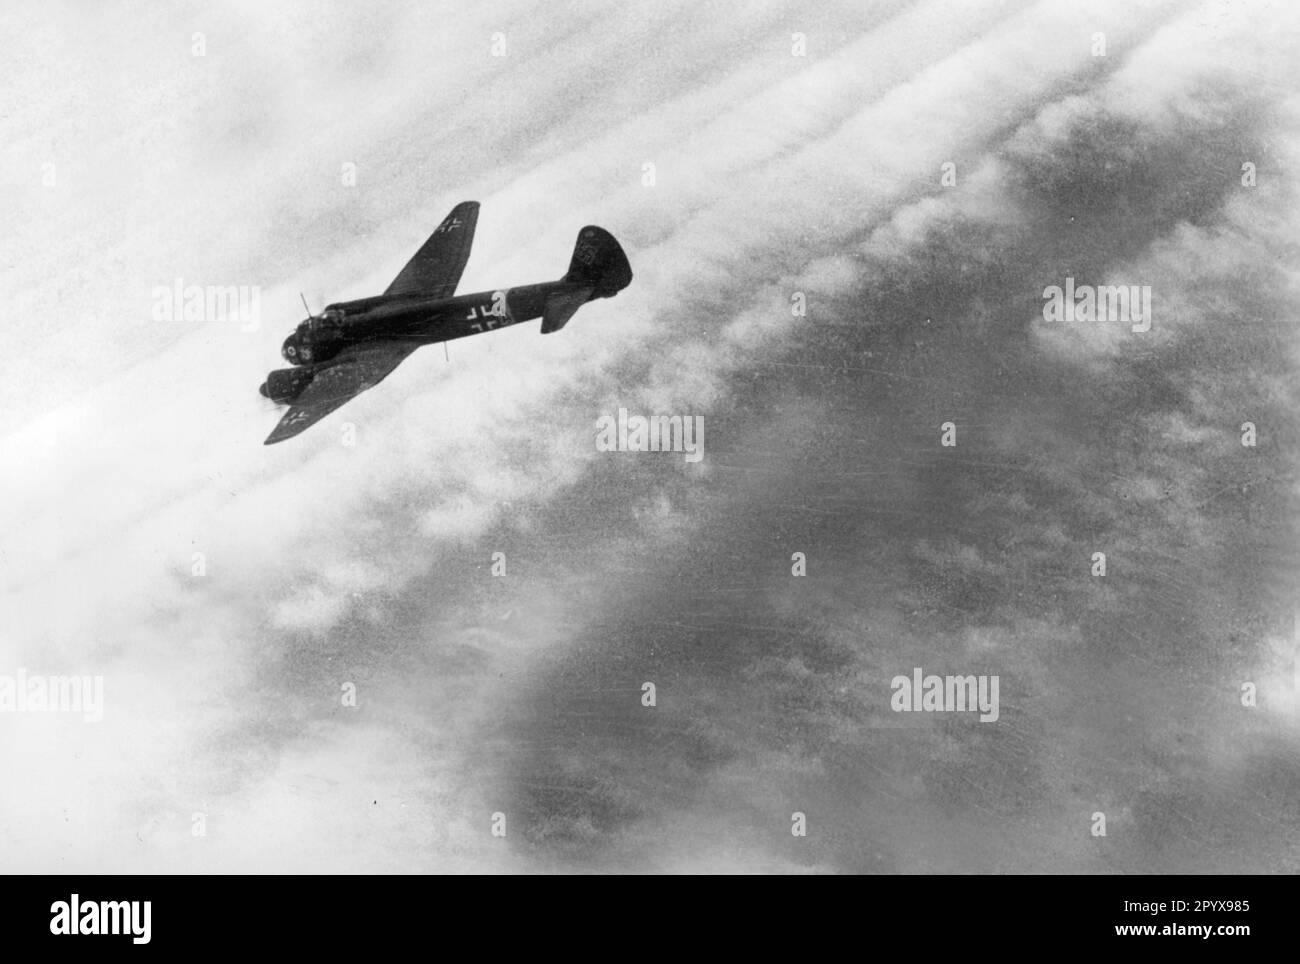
[2,0,1298,872]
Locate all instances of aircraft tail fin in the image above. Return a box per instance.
[541,226,631,334]
[561,226,632,300]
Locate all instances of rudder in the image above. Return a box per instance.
[563,226,632,299]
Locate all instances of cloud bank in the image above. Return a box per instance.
[2,0,1298,872]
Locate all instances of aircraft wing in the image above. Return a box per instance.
[383,200,479,299]
[264,342,420,445]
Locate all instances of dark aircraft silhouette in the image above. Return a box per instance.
[259,201,632,444]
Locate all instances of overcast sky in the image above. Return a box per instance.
[2,0,1298,873]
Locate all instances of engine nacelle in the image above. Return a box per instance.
[259,366,315,403]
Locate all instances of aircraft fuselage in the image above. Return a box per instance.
[281,280,579,366]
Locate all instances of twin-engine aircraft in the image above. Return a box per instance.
[259,201,632,444]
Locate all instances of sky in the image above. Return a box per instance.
[1,0,1298,873]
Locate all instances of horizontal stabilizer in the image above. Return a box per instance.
[540,286,594,334]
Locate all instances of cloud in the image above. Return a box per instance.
[2,0,1297,872]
